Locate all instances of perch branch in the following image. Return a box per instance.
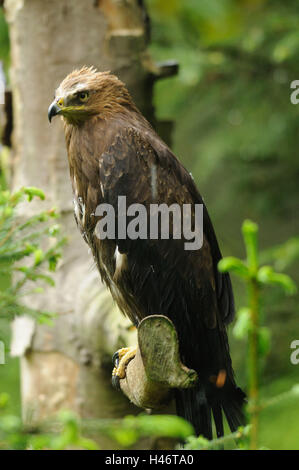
[119,315,198,409]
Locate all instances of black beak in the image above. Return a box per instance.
[48,102,61,123]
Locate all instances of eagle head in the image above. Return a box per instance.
[48,66,133,125]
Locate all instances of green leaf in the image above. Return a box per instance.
[132,414,194,440]
[31,287,44,294]
[103,414,194,447]
[37,312,55,325]
[242,219,259,274]
[257,266,297,295]
[0,190,10,205]
[218,257,249,279]
[48,224,60,236]
[33,248,44,266]
[23,187,45,201]
[76,436,100,450]
[109,427,139,447]
[233,307,251,339]
[185,435,210,450]
[29,435,52,451]
[48,253,62,272]
[2,206,12,218]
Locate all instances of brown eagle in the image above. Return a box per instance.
[48,66,245,439]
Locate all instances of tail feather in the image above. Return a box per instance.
[221,386,247,432]
[175,382,246,440]
[211,403,224,439]
[175,386,212,439]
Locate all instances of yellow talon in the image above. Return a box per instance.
[112,346,137,388]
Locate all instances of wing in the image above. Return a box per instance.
[98,125,235,329]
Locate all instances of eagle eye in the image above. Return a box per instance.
[78,91,89,102]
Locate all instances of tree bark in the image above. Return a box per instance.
[5,0,176,449]
[119,315,198,409]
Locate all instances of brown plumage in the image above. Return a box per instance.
[48,66,245,438]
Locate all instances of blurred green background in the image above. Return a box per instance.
[0,0,299,449]
[147,0,299,449]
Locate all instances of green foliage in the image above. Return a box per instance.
[0,9,9,76]
[81,414,194,449]
[219,219,297,449]
[148,0,299,215]
[182,219,298,450]
[0,403,193,450]
[1,218,296,451]
[0,184,67,328]
[261,237,299,271]
[31,411,100,451]
[147,1,299,393]
[0,0,298,451]
[185,425,251,450]
[219,219,297,349]
[0,400,99,450]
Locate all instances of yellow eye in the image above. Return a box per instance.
[78,91,89,102]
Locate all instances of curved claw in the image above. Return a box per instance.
[111,372,121,390]
[111,346,137,390]
[112,351,120,368]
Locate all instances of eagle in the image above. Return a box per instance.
[48,66,245,439]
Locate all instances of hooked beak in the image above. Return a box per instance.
[48,100,63,123]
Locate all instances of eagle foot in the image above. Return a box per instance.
[112,346,137,390]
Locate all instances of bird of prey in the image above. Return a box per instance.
[48,66,245,439]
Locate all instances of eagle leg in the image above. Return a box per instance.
[112,346,137,390]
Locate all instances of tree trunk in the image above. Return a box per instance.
[5,0,175,449]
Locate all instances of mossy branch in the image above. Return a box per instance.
[118,315,198,409]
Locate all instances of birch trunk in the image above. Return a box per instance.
[4,0,174,449]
